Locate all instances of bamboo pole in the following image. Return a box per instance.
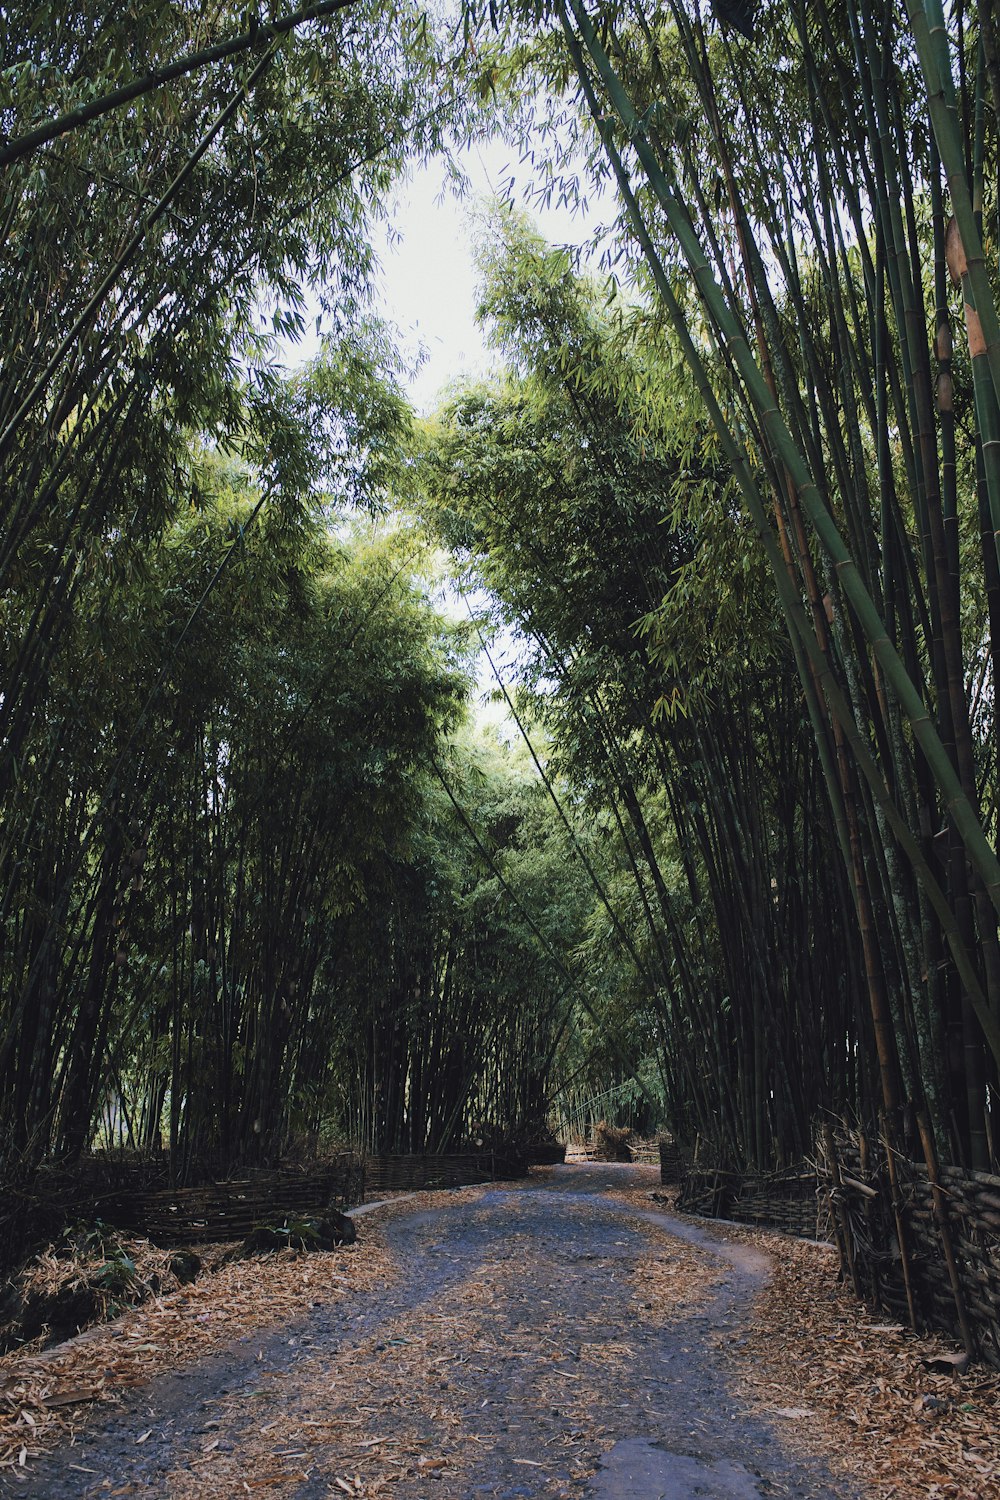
[916,1108,977,1358]
[564,0,1000,924]
[559,9,1000,1074]
[880,1112,919,1334]
[822,1122,863,1300]
[905,0,1000,416]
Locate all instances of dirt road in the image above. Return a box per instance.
[15,1167,859,1499]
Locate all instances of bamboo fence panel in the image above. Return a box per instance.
[671,1138,1000,1366]
[830,1139,1000,1366]
[676,1165,835,1242]
[115,1160,365,1244]
[1,1147,541,1276]
[360,1151,527,1196]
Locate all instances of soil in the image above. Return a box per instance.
[5,1165,862,1499]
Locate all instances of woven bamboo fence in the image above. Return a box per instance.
[658,1140,688,1182]
[113,1157,364,1244]
[0,1152,201,1274]
[669,1132,1000,1366]
[1,1147,533,1269]
[361,1151,527,1196]
[822,1133,1000,1368]
[116,1151,528,1241]
[676,1164,832,1241]
[626,1137,662,1165]
[564,1133,665,1164]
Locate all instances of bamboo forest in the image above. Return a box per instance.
[6,1,1000,1495]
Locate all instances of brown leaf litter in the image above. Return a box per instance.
[154,1193,621,1500]
[724,1228,1000,1499]
[0,1200,414,1477]
[7,1173,1000,1499]
[622,1185,1000,1500]
[7,1234,186,1344]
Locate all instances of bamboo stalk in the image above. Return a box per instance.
[565,0,1000,927]
[560,8,1000,1077]
[881,1112,919,1334]
[916,1108,977,1358]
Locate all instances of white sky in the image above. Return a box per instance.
[371,136,606,413]
[280,126,611,411]
[370,139,609,688]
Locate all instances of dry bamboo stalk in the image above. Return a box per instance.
[823,1123,862,1299]
[916,1110,977,1359]
[880,1113,919,1335]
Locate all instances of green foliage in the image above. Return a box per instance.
[13,0,1000,1256]
[0,0,531,1231]
[417,214,872,1168]
[324,716,603,1152]
[439,0,1000,1175]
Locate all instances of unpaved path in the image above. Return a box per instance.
[16,1166,860,1498]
